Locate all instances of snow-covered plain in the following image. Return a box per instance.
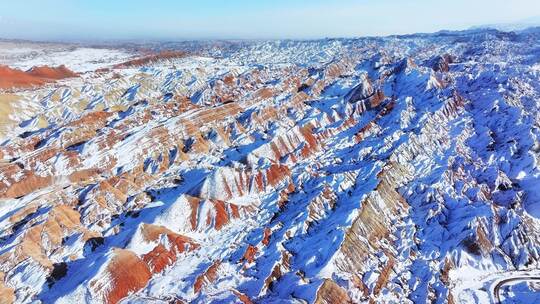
[0,41,134,72]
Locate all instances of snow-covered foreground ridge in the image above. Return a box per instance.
[0,28,540,303]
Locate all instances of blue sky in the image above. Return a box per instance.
[0,0,539,41]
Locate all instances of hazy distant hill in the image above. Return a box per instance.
[471,15,540,31]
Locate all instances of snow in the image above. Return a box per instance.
[1,28,540,304]
[0,44,134,73]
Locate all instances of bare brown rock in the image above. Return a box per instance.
[0,65,77,90]
[0,272,15,304]
[113,51,188,69]
[314,279,353,304]
[194,261,221,293]
[94,249,152,304]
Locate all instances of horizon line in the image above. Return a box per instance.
[1,25,537,46]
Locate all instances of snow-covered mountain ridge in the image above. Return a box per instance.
[0,28,539,303]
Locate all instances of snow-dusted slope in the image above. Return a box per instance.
[0,29,540,303]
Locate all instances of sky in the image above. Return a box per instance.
[0,0,539,41]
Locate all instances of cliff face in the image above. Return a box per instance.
[1,29,540,303]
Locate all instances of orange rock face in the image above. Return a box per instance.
[240,245,258,264]
[0,65,77,90]
[0,65,46,89]
[232,290,253,304]
[315,279,352,304]
[262,228,272,246]
[1,170,53,199]
[99,249,152,304]
[193,261,221,293]
[27,65,78,80]
[0,273,15,304]
[140,224,200,274]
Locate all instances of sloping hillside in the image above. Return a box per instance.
[0,29,540,303]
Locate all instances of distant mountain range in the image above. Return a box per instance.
[471,16,540,31]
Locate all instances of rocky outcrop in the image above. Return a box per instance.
[113,51,188,68]
[140,224,199,273]
[314,279,352,304]
[0,204,82,269]
[0,65,77,90]
[345,74,374,103]
[0,273,15,304]
[193,261,221,293]
[93,249,152,304]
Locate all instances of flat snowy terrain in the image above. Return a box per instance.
[0,41,134,72]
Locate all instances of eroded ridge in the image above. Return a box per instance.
[0,29,540,303]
